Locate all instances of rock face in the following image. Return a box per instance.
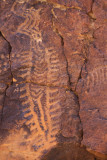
[0,0,106,160]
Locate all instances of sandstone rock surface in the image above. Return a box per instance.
[0,0,107,160]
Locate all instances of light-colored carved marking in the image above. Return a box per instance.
[30,87,44,100]
[24,83,43,134]
[10,5,62,159]
[104,67,107,80]
[37,95,47,131]
[93,72,98,86]
[31,90,43,99]
[50,111,62,119]
[85,65,107,90]
[49,103,60,112]
[45,88,52,140]
[90,72,95,87]
[50,66,60,70]
[23,106,30,112]
[44,43,62,141]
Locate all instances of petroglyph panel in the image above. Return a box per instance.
[7,4,68,88]
[1,82,81,159]
[0,3,82,158]
[0,0,106,159]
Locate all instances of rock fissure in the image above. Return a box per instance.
[0,32,13,85]
[1,80,71,90]
[32,0,83,12]
[51,8,83,144]
[1,85,8,123]
[0,31,13,123]
[74,16,97,146]
[51,4,99,146]
[75,0,97,91]
[87,0,96,20]
[51,8,71,89]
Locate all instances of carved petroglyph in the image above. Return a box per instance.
[9,5,63,159]
[0,1,86,159]
[20,83,62,159]
[83,65,107,92]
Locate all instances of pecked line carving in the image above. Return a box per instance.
[10,5,63,159]
[85,65,107,91]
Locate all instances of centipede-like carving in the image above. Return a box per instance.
[10,5,63,159]
[0,2,82,159]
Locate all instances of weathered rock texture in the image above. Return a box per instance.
[0,0,107,160]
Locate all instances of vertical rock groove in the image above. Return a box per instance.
[51,8,71,89]
[1,86,8,123]
[0,32,13,84]
[0,31,13,123]
[51,8,83,143]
